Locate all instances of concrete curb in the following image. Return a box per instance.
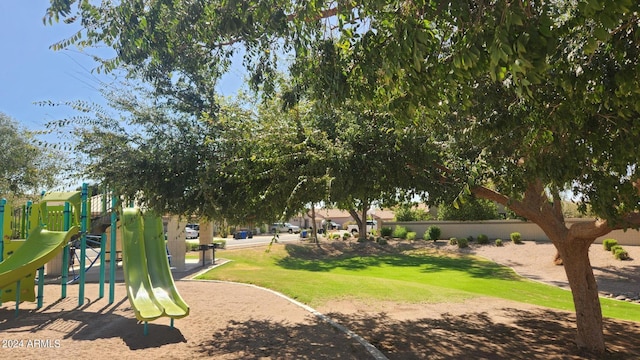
[185,261,388,360]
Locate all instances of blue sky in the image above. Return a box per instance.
[0,1,244,132]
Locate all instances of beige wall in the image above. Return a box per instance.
[384,219,640,246]
[166,216,187,271]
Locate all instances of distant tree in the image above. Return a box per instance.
[394,204,431,222]
[0,113,59,198]
[437,197,500,221]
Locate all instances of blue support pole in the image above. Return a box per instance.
[37,267,45,308]
[79,183,88,306]
[61,202,71,298]
[14,280,20,318]
[109,195,117,304]
[0,198,5,262]
[0,198,6,305]
[37,191,46,308]
[99,232,106,299]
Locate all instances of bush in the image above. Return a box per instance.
[495,239,503,247]
[376,237,388,245]
[342,232,351,240]
[610,245,624,254]
[407,231,417,241]
[393,226,409,239]
[186,240,200,252]
[425,226,442,241]
[614,247,629,260]
[466,235,474,242]
[477,234,489,244]
[357,236,367,243]
[603,238,618,251]
[449,237,458,245]
[457,238,469,248]
[510,232,522,244]
[380,227,393,237]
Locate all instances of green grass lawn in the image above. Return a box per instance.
[195,243,640,322]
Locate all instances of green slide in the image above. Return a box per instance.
[121,208,189,322]
[0,226,79,290]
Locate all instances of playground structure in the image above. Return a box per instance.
[0,184,189,333]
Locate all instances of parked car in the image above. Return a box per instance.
[185,226,199,239]
[346,220,377,234]
[270,222,301,234]
[318,220,340,234]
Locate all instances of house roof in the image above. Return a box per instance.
[309,208,353,219]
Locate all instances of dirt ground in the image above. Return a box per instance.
[1,240,640,359]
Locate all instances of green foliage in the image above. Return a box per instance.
[457,238,469,249]
[0,113,61,197]
[394,204,431,221]
[495,239,503,247]
[342,232,351,240]
[467,236,474,243]
[393,226,408,239]
[406,231,417,241]
[380,227,393,237]
[510,232,522,244]
[610,245,624,254]
[437,198,500,221]
[449,237,458,245]
[425,226,442,241]
[602,239,618,251]
[613,248,629,260]
[376,237,388,245]
[477,234,489,245]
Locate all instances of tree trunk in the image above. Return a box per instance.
[310,205,318,245]
[472,183,607,354]
[553,236,605,353]
[360,199,369,240]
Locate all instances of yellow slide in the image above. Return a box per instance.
[121,208,189,322]
[0,226,79,294]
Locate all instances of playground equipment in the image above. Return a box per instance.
[0,185,189,333]
[121,208,189,334]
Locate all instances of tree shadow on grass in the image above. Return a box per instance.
[326,307,640,360]
[277,243,520,281]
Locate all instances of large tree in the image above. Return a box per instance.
[46,0,640,353]
[0,112,60,198]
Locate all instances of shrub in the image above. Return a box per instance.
[342,232,351,240]
[368,235,375,242]
[495,239,503,247]
[603,238,618,251]
[357,236,367,243]
[449,237,458,245]
[457,238,469,248]
[393,226,409,239]
[380,227,393,237]
[466,235,474,242]
[376,237,388,245]
[407,231,417,241]
[425,226,442,241]
[610,245,624,254]
[614,247,629,260]
[477,234,489,244]
[510,232,522,244]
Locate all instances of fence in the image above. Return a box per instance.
[383,219,640,246]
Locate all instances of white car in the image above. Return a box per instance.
[185,227,199,239]
[347,220,377,234]
[270,222,301,234]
